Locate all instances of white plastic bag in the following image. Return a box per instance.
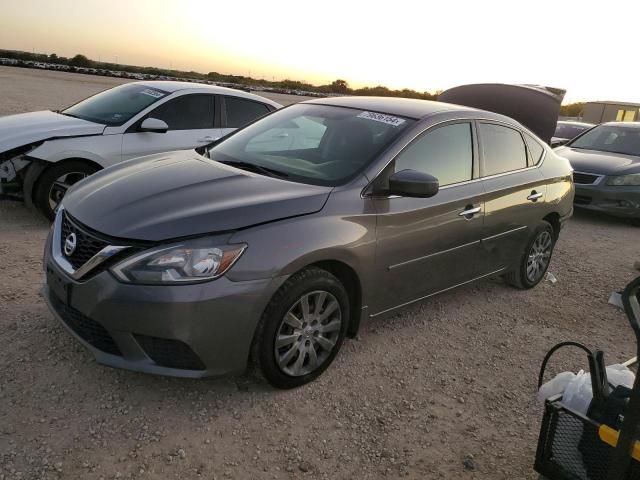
[537,365,636,415]
[537,371,576,403]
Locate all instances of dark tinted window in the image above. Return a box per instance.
[480,123,527,176]
[570,124,640,157]
[225,97,270,128]
[554,122,591,140]
[524,132,544,166]
[394,123,473,186]
[150,94,214,130]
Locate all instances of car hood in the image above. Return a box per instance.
[0,110,105,153]
[555,146,640,175]
[63,150,332,241]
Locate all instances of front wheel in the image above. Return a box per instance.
[253,267,349,389]
[504,221,556,289]
[33,161,98,221]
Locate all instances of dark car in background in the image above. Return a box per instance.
[555,122,640,219]
[43,97,574,388]
[551,120,595,147]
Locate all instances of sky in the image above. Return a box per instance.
[0,0,638,104]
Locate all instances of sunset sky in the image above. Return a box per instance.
[1,0,638,104]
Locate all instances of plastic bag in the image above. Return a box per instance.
[537,365,636,415]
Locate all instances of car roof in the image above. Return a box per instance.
[131,81,282,107]
[301,96,510,122]
[557,120,595,127]
[599,122,640,128]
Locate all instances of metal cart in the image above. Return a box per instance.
[535,276,640,480]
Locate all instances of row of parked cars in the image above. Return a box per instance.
[0,81,636,388]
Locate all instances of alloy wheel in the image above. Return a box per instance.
[274,290,342,377]
[48,172,89,211]
[526,230,552,283]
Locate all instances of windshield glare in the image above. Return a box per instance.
[209,104,414,186]
[570,124,640,156]
[62,84,169,126]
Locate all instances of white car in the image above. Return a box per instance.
[0,81,281,218]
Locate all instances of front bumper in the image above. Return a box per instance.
[43,257,286,378]
[574,183,640,219]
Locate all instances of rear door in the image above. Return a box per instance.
[218,96,273,139]
[121,93,220,160]
[476,122,548,274]
[371,121,485,314]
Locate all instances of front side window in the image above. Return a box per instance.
[393,123,473,186]
[524,132,544,166]
[479,123,527,176]
[225,97,270,128]
[209,104,414,186]
[570,124,640,156]
[62,84,169,126]
[150,94,214,130]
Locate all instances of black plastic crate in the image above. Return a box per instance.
[535,397,640,480]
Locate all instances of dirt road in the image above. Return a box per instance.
[1,67,639,479]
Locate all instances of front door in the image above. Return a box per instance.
[121,93,221,161]
[371,121,485,314]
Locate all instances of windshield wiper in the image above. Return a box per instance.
[217,160,289,178]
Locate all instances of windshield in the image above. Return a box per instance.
[570,124,640,156]
[554,122,591,140]
[208,104,414,186]
[62,84,169,126]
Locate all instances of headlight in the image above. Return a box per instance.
[111,237,246,284]
[606,174,640,186]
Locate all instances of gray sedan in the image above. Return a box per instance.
[43,97,574,388]
[556,122,640,219]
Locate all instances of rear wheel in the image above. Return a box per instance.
[253,267,349,389]
[34,161,98,220]
[504,221,555,289]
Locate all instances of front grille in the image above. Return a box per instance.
[574,195,592,205]
[573,172,600,185]
[61,212,110,270]
[50,291,122,356]
[135,334,206,370]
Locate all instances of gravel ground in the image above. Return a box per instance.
[1,67,639,480]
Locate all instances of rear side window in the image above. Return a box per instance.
[394,122,473,186]
[479,123,527,176]
[150,94,214,130]
[524,132,544,166]
[225,97,270,128]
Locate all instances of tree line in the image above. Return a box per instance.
[1,49,586,113]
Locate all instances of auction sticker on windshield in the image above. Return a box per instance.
[140,88,166,99]
[357,111,406,127]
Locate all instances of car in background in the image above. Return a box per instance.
[555,122,640,219]
[551,120,594,147]
[43,97,573,388]
[0,81,281,219]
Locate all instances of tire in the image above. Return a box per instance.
[504,220,556,289]
[253,267,350,389]
[33,160,98,221]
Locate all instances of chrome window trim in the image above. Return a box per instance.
[51,206,131,280]
[362,116,546,198]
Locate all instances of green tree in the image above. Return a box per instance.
[69,54,93,68]
[560,102,585,117]
[329,79,349,94]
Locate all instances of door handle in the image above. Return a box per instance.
[527,191,543,202]
[459,206,481,217]
[197,136,219,143]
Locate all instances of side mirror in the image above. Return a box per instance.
[139,117,169,133]
[388,169,439,198]
[622,276,640,341]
